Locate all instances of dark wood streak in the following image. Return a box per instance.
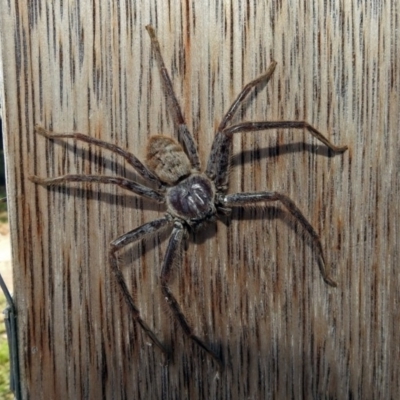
[1,0,399,398]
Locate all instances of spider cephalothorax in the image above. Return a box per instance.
[30,25,347,369]
[146,135,218,227]
[166,173,217,227]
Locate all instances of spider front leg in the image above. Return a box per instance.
[222,191,337,286]
[218,60,277,131]
[207,121,347,191]
[206,61,277,189]
[161,221,223,369]
[223,120,349,151]
[109,216,173,360]
[205,60,348,190]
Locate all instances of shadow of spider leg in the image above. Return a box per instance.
[222,192,337,286]
[160,221,224,370]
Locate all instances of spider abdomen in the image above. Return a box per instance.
[146,135,192,185]
[166,174,216,225]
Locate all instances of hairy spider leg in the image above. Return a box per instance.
[223,192,337,286]
[223,121,349,152]
[160,221,223,369]
[206,61,277,189]
[146,25,201,171]
[29,174,165,202]
[205,62,348,191]
[109,217,173,359]
[34,125,163,187]
[211,120,347,191]
[218,61,277,131]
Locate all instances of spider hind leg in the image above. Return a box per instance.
[223,191,337,286]
[109,217,173,360]
[161,221,224,369]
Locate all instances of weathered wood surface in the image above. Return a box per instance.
[1,1,399,399]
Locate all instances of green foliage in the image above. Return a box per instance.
[0,149,5,186]
[0,186,7,224]
[0,292,13,399]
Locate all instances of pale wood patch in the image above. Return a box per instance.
[0,1,399,398]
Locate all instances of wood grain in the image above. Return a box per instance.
[1,1,399,398]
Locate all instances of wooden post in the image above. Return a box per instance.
[1,1,399,398]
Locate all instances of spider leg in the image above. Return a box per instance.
[34,124,163,187]
[223,120,348,152]
[222,191,337,287]
[218,61,277,131]
[109,216,173,358]
[29,174,165,202]
[205,62,276,188]
[206,120,347,191]
[145,25,200,171]
[161,221,223,369]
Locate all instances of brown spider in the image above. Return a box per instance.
[30,25,347,369]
